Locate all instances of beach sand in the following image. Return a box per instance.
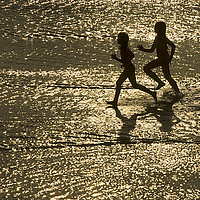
[0,0,199,199]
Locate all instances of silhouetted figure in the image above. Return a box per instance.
[137,22,183,97]
[107,32,157,107]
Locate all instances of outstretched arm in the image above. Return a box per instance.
[111,53,123,63]
[137,39,156,53]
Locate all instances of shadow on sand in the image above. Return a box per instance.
[106,93,183,144]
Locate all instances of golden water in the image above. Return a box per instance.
[0,0,199,199]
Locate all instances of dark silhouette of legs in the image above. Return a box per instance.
[107,67,157,106]
[128,72,157,102]
[144,59,165,89]
[114,70,128,104]
[144,59,182,95]
[107,69,128,107]
[161,65,181,94]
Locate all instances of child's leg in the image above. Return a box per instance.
[144,59,165,89]
[128,70,157,102]
[162,65,181,94]
[107,70,128,106]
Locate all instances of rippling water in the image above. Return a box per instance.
[0,0,199,199]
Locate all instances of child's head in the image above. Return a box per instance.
[155,22,166,36]
[117,32,129,47]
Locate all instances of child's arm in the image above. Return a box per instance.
[137,39,156,53]
[167,39,176,62]
[111,48,134,64]
[111,53,123,63]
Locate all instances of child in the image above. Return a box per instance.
[107,32,157,107]
[137,21,182,96]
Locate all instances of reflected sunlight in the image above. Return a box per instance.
[0,0,199,199]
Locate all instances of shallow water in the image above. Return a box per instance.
[0,0,200,199]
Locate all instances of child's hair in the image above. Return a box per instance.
[155,22,166,35]
[118,32,129,46]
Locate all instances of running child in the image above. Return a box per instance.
[107,32,157,107]
[137,21,182,96]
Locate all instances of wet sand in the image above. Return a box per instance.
[0,68,199,199]
[0,0,200,199]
